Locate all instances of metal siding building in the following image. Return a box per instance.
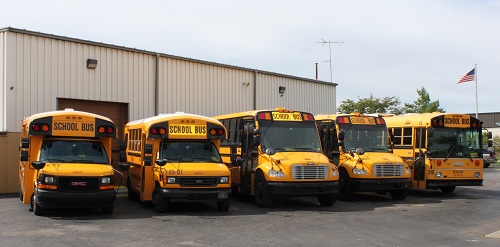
[0,27,337,193]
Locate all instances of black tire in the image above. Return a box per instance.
[317,194,337,207]
[153,186,168,213]
[389,189,409,200]
[33,194,44,216]
[217,199,231,212]
[339,170,355,201]
[254,171,273,207]
[102,206,114,214]
[440,186,456,193]
[127,179,139,201]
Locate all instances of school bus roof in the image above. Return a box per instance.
[22,109,113,123]
[315,113,388,121]
[126,112,224,128]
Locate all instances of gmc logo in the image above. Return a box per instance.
[71,182,87,186]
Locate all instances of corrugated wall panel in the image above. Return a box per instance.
[4,32,155,132]
[158,58,254,117]
[255,73,336,115]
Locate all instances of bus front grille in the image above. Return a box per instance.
[179,177,218,186]
[58,177,100,192]
[373,164,404,177]
[292,165,328,179]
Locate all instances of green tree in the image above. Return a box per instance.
[402,87,444,113]
[337,94,402,114]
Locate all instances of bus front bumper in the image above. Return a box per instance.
[350,178,412,192]
[158,188,231,202]
[35,189,116,209]
[265,181,339,197]
[427,179,483,188]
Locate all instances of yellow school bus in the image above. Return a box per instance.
[315,114,411,200]
[213,108,339,207]
[383,113,484,193]
[123,112,231,212]
[19,109,119,215]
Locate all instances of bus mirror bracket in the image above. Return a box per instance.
[21,138,29,148]
[155,159,168,167]
[31,161,46,170]
[252,136,261,146]
[119,151,127,162]
[119,140,127,151]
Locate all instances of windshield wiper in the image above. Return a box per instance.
[71,159,102,164]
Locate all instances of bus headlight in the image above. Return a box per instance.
[332,169,339,177]
[268,169,285,177]
[435,172,442,178]
[167,177,177,184]
[352,168,367,175]
[101,176,113,185]
[406,167,411,174]
[219,177,229,184]
[474,172,481,178]
[44,176,56,184]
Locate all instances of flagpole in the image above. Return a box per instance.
[475,64,478,119]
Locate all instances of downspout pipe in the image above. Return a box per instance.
[155,53,159,116]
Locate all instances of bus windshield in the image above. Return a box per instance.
[259,121,321,152]
[339,124,389,153]
[39,140,109,164]
[159,141,222,163]
[429,128,481,158]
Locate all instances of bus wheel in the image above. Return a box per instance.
[127,179,139,201]
[440,186,456,193]
[33,194,44,216]
[254,171,273,207]
[153,186,168,213]
[317,194,337,207]
[389,189,409,200]
[339,170,355,201]
[217,199,231,212]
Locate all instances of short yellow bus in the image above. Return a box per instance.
[383,113,484,193]
[19,109,119,215]
[123,112,231,212]
[213,108,339,207]
[316,113,412,200]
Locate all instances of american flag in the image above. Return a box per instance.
[457,68,475,84]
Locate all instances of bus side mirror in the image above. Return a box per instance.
[488,132,493,139]
[235,158,245,166]
[31,161,46,170]
[118,163,130,171]
[21,138,29,148]
[20,150,29,161]
[155,159,168,167]
[338,129,345,141]
[252,136,261,146]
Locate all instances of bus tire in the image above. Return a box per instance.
[217,199,231,212]
[339,170,355,201]
[317,194,337,206]
[440,186,456,193]
[153,186,168,213]
[389,189,409,200]
[33,194,44,216]
[254,171,273,208]
[127,179,139,201]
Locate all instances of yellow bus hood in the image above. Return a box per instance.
[272,152,331,164]
[40,163,114,176]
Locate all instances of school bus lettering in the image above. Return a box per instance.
[272,112,302,121]
[169,124,206,137]
[82,123,94,131]
[444,115,470,128]
[53,122,79,131]
[350,117,376,125]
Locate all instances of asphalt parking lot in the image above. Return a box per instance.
[1,164,500,247]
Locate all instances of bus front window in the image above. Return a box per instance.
[430,129,481,158]
[259,121,321,152]
[159,142,222,163]
[339,124,389,153]
[39,140,109,164]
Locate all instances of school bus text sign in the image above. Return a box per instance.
[272,112,302,121]
[52,116,95,137]
[169,124,207,138]
[349,117,376,125]
[444,115,470,128]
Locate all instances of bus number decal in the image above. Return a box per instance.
[168,169,183,175]
[272,112,302,121]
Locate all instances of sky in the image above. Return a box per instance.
[2,0,499,114]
